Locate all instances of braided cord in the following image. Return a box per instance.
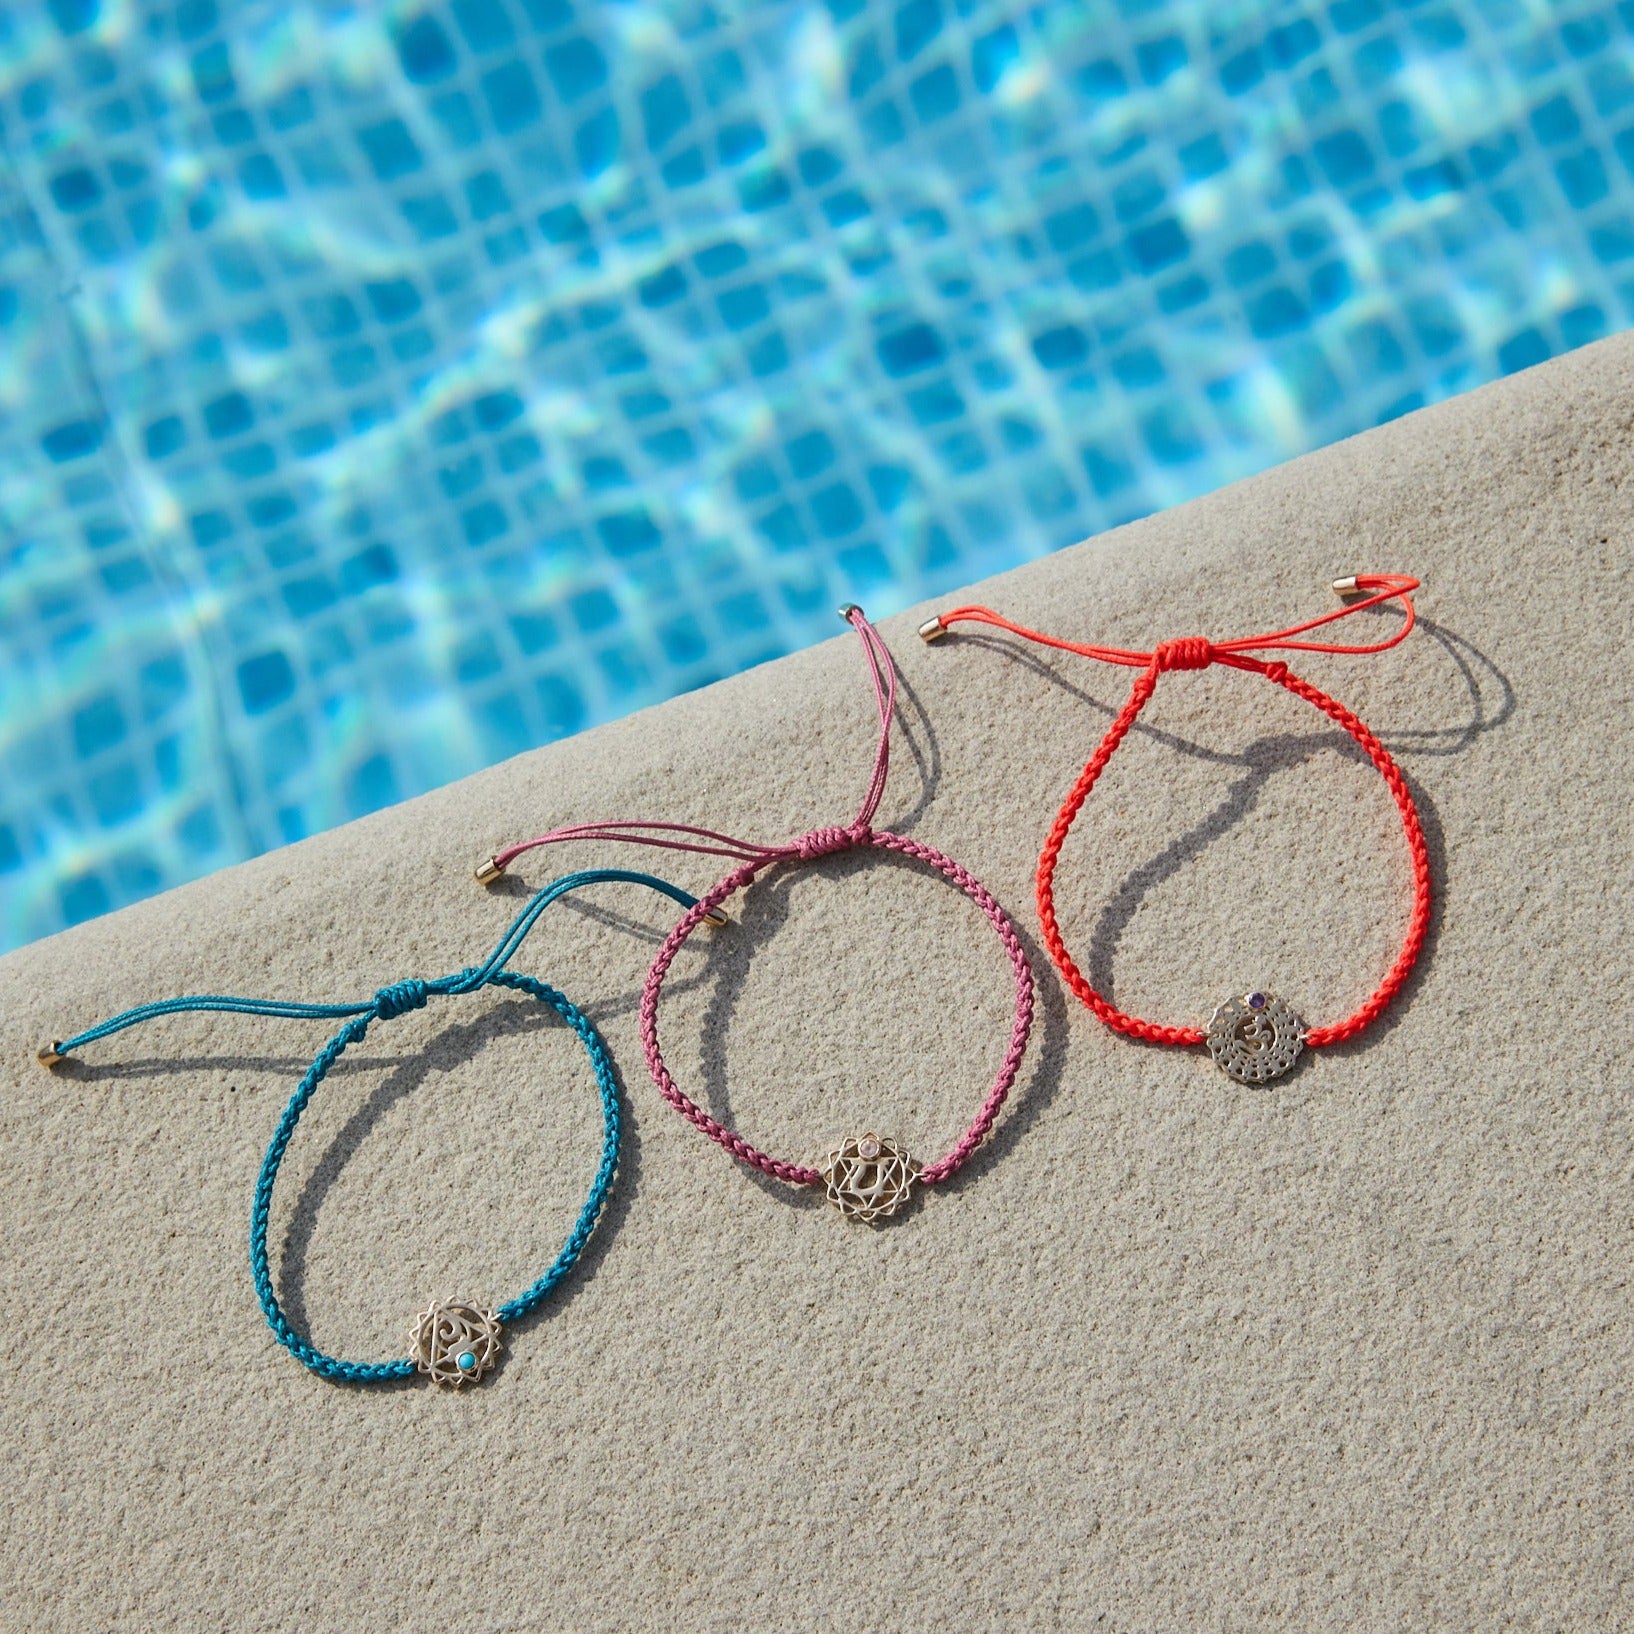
[488,970,620,1324]
[53,868,695,1383]
[247,1013,413,1382]
[1036,651,1432,1048]
[639,828,1036,1187]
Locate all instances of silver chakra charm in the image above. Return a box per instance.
[409,1298,503,1387]
[1206,990,1306,1085]
[820,1132,918,1223]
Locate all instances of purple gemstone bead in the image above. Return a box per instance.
[1247,991,1266,1010]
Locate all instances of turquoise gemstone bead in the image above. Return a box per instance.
[457,1350,477,1371]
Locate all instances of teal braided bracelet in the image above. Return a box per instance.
[40,868,715,1389]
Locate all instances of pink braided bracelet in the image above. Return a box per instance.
[476,607,1036,1223]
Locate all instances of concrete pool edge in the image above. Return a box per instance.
[2,332,1631,1630]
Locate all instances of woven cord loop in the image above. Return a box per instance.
[932,575,1431,1055]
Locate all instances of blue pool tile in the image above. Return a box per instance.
[1313,128,1374,186]
[1497,326,1550,372]
[597,508,660,557]
[1220,47,1263,96]
[41,417,103,461]
[60,874,112,926]
[1557,149,1610,207]
[267,84,315,130]
[637,79,694,157]
[1128,218,1188,271]
[895,0,942,62]
[89,764,142,826]
[211,108,254,145]
[364,278,421,323]
[569,586,618,633]
[1032,325,1089,369]
[190,41,234,103]
[909,64,960,122]
[203,391,252,438]
[227,428,281,473]
[73,695,126,757]
[239,153,285,198]
[1560,302,1608,348]
[482,62,542,133]
[1077,58,1128,98]
[877,321,945,374]
[357,117,423,181]
[237,651,295,714]
[49,164,101,211]
[811,481,865,537]
[1533,94,1584,145]
[1590,215,1634,262]
[1329,0,1383,30]
[430,90,481,147]
[1044,202,1100,254]
[971,24,1018,92]
[1137,34,1187,84]
[547,36,608,102]
[394,13,458,83]
[452,0,515,52]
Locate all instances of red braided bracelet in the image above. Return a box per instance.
[476,608,1036,1221]
[920,575,1430,1084]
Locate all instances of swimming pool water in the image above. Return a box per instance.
[1,0,1630,951]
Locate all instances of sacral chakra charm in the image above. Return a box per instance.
[1206,990,1305,1084]
[820,1132,918,1222]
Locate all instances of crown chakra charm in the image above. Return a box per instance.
[1206,990,1305,1084]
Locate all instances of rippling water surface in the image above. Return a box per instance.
[1,0,1629,949]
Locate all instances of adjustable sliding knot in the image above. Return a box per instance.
[1153,637,1214,672]
[793,821,871,859]
[373,979,429,1020]
[1262,660,1290,684]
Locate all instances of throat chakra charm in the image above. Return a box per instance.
[1206,991,1306,1084]
[409,1299,503,1388]
[820,1133,918,1223]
